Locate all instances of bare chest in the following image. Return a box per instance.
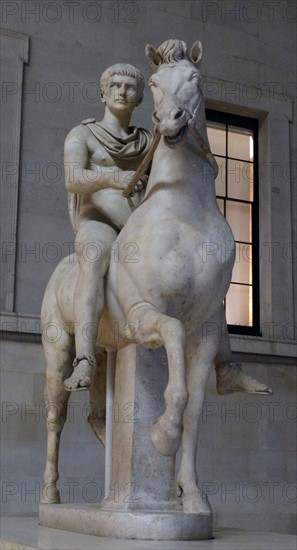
[87,133,140,171]
[88,135,117,167]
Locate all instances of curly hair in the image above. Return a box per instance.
[99,63,145,103]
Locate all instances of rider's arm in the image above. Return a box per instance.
[64,126,132,194]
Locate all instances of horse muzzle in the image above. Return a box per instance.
[152,104,190,143]
[163,124,188,145]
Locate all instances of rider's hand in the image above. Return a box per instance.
[127,175,148,197]
[109,171,146,196]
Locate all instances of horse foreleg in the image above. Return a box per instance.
[128,303,188,457]
[176,324,219,514]
[41,332,73,504]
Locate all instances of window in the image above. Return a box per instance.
[206,110,260,335]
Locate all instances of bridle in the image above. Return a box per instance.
[123,91,218,199]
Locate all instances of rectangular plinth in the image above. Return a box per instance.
[39,503,212,540]
[3,517,297,549]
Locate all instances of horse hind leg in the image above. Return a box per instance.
[88,350,107,446]
[127,303,188,457]
[41,328,73,504]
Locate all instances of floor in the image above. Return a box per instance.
[1,517,297,550]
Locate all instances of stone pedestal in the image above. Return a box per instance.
[39,345,212,540]
[103,345,178,512]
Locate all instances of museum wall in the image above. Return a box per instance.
[1,0,296,534]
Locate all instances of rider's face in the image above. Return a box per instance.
[102,75,141,113]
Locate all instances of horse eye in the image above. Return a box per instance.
[149,80,156,88]
[189,73,199,81]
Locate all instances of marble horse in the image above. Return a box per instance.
[41,40,237,513]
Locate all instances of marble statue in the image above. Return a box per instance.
[63,61,268,396]
[63,63,152,391]
[40,44,271,515]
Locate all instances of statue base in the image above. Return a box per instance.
[39,503,212,540]
[39,345,213,540]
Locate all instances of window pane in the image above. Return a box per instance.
[232,243,252,285]
[228,127,253,161]
[215,156,226,196]
[207,123,226,156]
[228,159,254,201]
[226,201,251,243]
[226,283,253,326]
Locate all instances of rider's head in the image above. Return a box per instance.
[99,64,145,108]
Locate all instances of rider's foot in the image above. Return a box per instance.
[216,362,273,395]
[64,355,95,392]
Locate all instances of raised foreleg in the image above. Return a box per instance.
[127,302,188,457]
[41,328,74,504]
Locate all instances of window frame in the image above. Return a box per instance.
[206,108,261,336]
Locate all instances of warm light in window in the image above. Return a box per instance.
[206,115,257,330]
[249,136,254,160]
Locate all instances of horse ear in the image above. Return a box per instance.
[145,44,162,71]
[190,41,203,67]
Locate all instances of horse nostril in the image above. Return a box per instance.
[174,110,184,120]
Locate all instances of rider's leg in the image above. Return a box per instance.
[64,221,117,391]
[215,305,272,395]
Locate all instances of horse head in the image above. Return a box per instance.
[145,39,204,144]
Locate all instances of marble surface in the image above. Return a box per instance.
[41,41,255,530]
[1,517,297,550]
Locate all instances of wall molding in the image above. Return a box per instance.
[204,77,295,340]
[204,75,293,120]
[0,29,29,311]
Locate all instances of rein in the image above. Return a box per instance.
[123,118,218,200]
[122,131,161,198]
[188,124,219,178]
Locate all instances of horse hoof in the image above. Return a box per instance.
[151,417,182,456]
[40,485,61,505]
[182,491,212,514]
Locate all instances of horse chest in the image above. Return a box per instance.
[117,205,234,325]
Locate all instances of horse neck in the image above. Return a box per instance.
[146,111,216,201]
[144,145,216,216]
[193,97,210,148]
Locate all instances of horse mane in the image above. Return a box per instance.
[156,39,190,65]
